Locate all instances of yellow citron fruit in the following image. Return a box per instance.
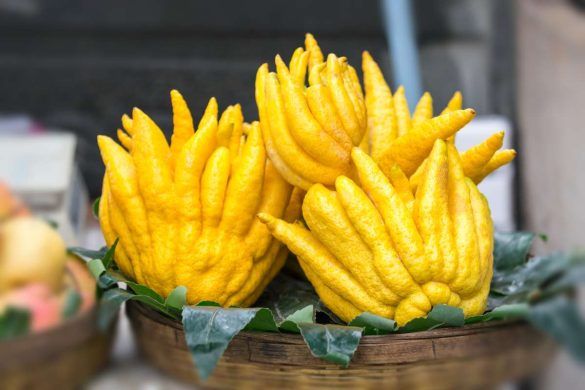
[259,141,493,326]
[254,34,367,191]
[98,90,303,307]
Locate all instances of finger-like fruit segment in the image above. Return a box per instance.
[461,131,504,180]
[275,56,350,168]
[264,72,344,185]
[306,85,353,151]
[412,92,433,127]
[255,64,313,190]
[442,91,462,144]
[471,149,517,184]
[441,91,463,115]
[305,33,324,70]
[326,54,364,145]
[117,129,132,151]
[362,51,397,162]
[385,108,476,176]
[170,89,195,168]
[394,86,412,136]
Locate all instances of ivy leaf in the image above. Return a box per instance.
[349,312,397,335]
[493,231,535,270]
[182,306,265,380]
[528,296,585,362]
[400,305,464,333]
[0,307,30,340]
[297,323,363,367]
[165,286,187,311]
[92,197,101,219]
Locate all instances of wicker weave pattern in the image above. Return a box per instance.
[127,301,555,389]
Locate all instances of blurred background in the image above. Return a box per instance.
[0,0,583,388]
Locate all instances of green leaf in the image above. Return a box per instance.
[429,304,465,325]
[254,275,322,332]
[126,281,164,303]
[68,246,108,263]
[0,307,30,340]
[528,296,585,362]
[70,240,117,275]
[464,303,530,325]
[400,305,464,333]
[130,295,178,319]
[244,308,279,332]
[279,305,314,333]
[181,306,264,380]
[98,288,178,330]
[97,272,120,290]
[98,288,133,330]
[102,239,118,269]
[165,286,187,310]
[349,312,397,335]
[88,258,107,280]
[62,290,82,319]
[196,301,221,307]
[297,323,363,367]
[540,253,585,297]
[92,197,101,218]
[491,252,573,300]
[493,231,535,270]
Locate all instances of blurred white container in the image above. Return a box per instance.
[0,132,88,244]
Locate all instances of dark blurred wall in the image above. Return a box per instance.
[0,0,513,198]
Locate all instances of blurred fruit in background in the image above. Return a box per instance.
[0,182,95,335]
[0,182,29,220]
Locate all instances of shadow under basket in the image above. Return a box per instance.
[0,308,115,389]
[127,301,556,389]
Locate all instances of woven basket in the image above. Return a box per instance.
[127,301,556,389]
[0,308,115,390]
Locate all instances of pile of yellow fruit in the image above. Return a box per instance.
[97,34,515,326]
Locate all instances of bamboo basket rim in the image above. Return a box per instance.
[130,300,526,342]
[128,300,555,388]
